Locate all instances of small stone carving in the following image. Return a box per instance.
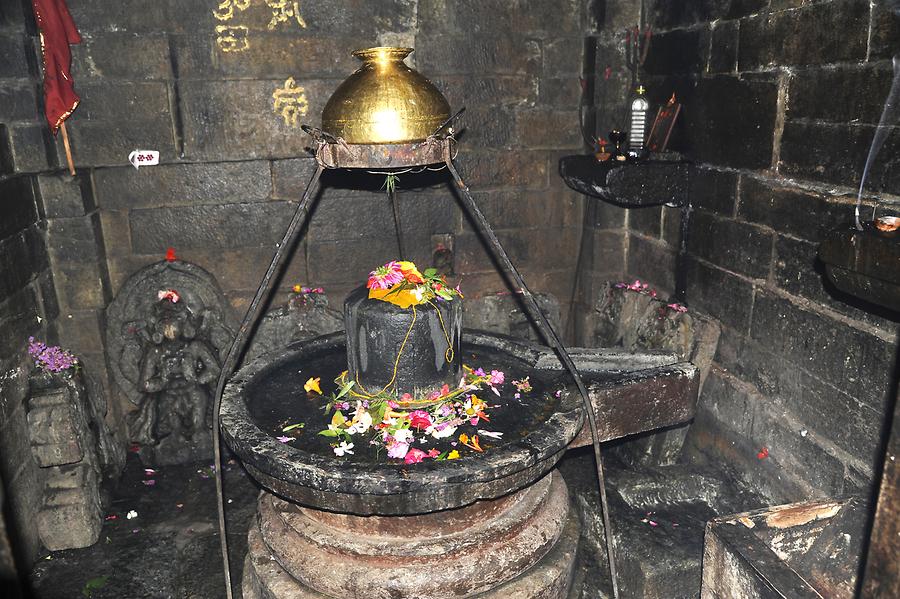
[106,260,235,465]
[244,288,343,362]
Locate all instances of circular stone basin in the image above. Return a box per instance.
[221,330,583,515]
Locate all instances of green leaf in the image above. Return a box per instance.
[334,380,355,401]
[282,423,305,432]
[318,429,340,437]
[82,575,109,597]
[423,268,437,277]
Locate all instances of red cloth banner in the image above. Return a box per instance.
[31,0,81,133]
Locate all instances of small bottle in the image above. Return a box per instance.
[628,85,649,159]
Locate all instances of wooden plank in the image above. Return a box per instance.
[567,361,700,448]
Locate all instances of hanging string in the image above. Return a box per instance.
[426,299,455,364]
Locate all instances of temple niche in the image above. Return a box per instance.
[105,259,235,466]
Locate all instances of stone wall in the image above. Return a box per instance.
[588,0,899,501]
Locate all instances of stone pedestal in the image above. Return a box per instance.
[243,471,579,599]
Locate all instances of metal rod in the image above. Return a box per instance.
[210,163,324,599]
[445,153,621,599]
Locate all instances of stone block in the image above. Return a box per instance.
[544,37,583,77]
[418,0,582,37]
[129,201,295,253]
[0,232,40,301]
[788,62,894,125]
[586,229,626,276]
[179,78,332,161]
[538,76,582,108]
[433,75,539,109]
[93,160,272,210]
[0,287,42,361]
[685,256,755,333]
[708,19,738,74]
[468,190,575,231]
[589,199,627,229]
[626,234,676,293]
[643,27,709,76]
[26,389,85,467]
[645,0,720,28]
[51,260,107,311]
[687,210,773,279]
[171,33,360,81]
[307,193,396,243]
[685,75,778,169]
[416,35,541,76]
[271,157,319,200]
[56,310,107,354]
[0,123,57,174]
[750,291,896,408]
[453,150,548,190]
[71,81,170,122]
[36,466,101,551]
[0,83,38,123]
[0,31,32,78]
[869,2,900,60]
[34,173,89,219]
[779,121,900,195]
[63,116,176,168]
[0,175,38,241]
[306,238,398,286]
[628,206,662,238]
[772,234,897,333]
[738,1,868,70]
[451,106,515,149]
[661,205,683,248]
[696,369,848,499]
[46,216,101,261]
[515,109,581,149]
[0,395,37,484]
[68,0,205,35]
[71,33,172,80]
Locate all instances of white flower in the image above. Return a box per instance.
[478,430,503,439]
[394,428,413,443]
[334,441,354,456]
[429,423,458,438]
[126,510,138,520]
[413,286,425,301]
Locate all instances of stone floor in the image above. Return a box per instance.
[23,447,762,598]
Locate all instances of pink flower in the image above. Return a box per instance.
[404,448,427,464]
[667,302,688,313]
[426,449,440,458]
[387,439,410,459]
[489,370,505,386]
[367,261,405,290]
[276,436,291,443]
[473,368,486,377]
[409,410,432,430]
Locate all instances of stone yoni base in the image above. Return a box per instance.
[243,471,580,598]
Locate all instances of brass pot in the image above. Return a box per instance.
[321,47,451,144]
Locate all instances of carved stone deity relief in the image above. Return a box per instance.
[106,260,235,465]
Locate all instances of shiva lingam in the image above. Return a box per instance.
[222,261,584,597]
[213,47,621,598]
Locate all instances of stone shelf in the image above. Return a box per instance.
[818,225,900,311]
[558,154,694,207]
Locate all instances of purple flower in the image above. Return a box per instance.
[276,436,292,443]
[27,337,78,372]
[489,370,505,386]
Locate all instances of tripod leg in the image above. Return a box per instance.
[445,156,621,599]
[210,163,325,599]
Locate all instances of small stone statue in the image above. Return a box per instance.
[106,259,235,465]
[130,290,221,452]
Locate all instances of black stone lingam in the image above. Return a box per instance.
[344,285,462,396]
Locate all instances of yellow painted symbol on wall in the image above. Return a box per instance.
[273,77,309,126]
[215,25,250,53]
[265,0,307,30]
[213,0,250,21]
